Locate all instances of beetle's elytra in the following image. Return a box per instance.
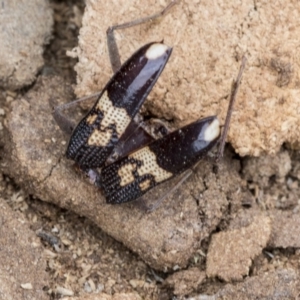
[66,42,172,170]
[98,116,221,204]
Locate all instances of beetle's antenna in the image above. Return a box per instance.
[216,56,247,161]
[52,92,101,135]
[107,0,179,73]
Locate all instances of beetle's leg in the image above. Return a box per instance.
[144,168,194,212]
[216,56,247,161]
[52,92,101,135]
[141,154,220,212]
[106,0,178,73]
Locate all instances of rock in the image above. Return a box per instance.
[216,268,299,299]
[165,268,206,296]
[206,214,271,281]
[1,75,243,271]
[0,0,53,89]
[269,210,300,248]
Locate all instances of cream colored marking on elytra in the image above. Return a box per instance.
[118,163,137,186]
[88,128,112,147]
[204,118,220,142]
[86,114,97,125]
[139,179,151,191]
[130,146,172,183]
[145,43,168,60]
[95,91,131,137]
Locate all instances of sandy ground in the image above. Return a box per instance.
[1,0,300,299]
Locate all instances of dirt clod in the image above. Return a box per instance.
[0,0,53,90]
[206,214,271,281]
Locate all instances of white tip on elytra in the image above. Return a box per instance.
[145,43,168,60]
[204,118,220,142]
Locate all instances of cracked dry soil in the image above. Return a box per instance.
[1,0,300,299]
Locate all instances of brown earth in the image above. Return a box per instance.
[0,0,300,299]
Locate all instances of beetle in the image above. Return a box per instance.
[94,50,245,205]
[83,55,246,205]
[53,1,245,206]
[90,56,246,205]
[53,2,178,169]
